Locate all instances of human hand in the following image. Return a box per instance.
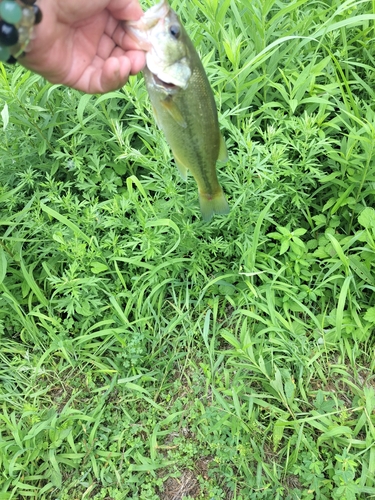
[20,0,146,93]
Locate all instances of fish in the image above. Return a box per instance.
[126,0,229,221]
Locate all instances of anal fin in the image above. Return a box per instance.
[218,134,228,162]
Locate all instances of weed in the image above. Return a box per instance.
[1,0,375,498]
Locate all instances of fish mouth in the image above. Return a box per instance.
[152,73,178,90]
[125,0,169,34]
[142,0,170,22]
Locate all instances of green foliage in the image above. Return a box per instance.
[1,0,375,498]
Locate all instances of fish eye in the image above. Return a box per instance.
[169,25,180,39]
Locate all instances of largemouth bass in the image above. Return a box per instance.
[126,0,229,221]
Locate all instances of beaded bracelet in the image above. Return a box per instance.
[0,0,42,63]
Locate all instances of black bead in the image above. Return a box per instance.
[6,55,18,64]
[0,22,19,47]
[33,5,42,24]
[20,0,37,5]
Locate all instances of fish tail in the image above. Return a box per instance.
[199,189,230,222]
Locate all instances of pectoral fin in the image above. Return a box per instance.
[161,96,187,128]
[218,134,228,162]
[151,104,161,128]
[172,150,189,180]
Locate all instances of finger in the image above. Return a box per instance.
[72,56,130,93]
[98,51,145,92]
[108,0,144,20]
[96,30,145,71]
[112,23,145,51]
[124,49,146,74]
[97,32,117,60]
[99,52,145,90]
[100,56,130,92]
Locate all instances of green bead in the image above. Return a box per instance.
[0,1,22,25]
[0,44,11,61]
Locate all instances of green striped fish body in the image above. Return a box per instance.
[126,0,229,221]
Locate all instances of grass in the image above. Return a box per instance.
[1,0,375,498]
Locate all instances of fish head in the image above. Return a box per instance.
[126,0,192,89]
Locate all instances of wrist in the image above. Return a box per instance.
[0,0,42,63]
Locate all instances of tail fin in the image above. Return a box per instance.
[199,189,230,222]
